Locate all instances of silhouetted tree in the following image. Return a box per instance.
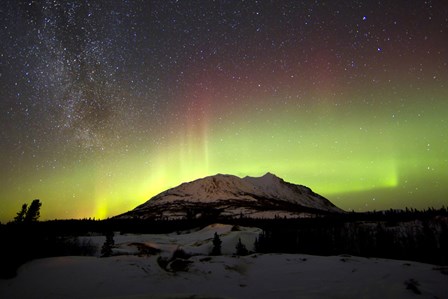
[101,231,115,257]
[14,204,28,223]
[24,199,42,222]
[235,238,248,256]
[254,231,268,253]
[211,232,222,255]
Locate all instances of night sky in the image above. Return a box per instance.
[1,1,447,221]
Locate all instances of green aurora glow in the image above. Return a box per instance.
[1,1,447,221]
[2,83,447,221]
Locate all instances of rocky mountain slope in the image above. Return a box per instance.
[117,173,343,220]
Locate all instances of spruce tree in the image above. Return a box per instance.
[211,232,222,255]
[14,204,28,223]
[24,199,42,222]
[254,231,269,253]
[235,238,248,256]
[101,231,115,257]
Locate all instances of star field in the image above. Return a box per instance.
[1,1,447,221]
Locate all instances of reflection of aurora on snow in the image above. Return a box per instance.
[1,1,447,221]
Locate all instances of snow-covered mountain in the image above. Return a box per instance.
[118,173,344,220]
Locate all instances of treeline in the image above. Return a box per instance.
[0,221,97,279]
[1,207,447,278]
[254,217,448,266]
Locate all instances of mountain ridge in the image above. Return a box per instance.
[117,172,344,220]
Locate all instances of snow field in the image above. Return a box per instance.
[1,224,447,298]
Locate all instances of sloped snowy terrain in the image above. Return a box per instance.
[81,223,262,257]
[118,173,343,220]
[1,224,447,299]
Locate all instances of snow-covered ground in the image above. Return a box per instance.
[1,224,447,298]
[79,223,262,257]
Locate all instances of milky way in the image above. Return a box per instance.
[1,1,447,221]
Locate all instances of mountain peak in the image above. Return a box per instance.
[118,173,344,220]
[243,172,284,186]
[243,172,278,180]
[262,172,277,178]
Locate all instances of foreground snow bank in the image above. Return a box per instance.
[1,253,446,299]
[1,224,447,298]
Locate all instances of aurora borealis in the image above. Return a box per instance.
[1,1,447,221]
